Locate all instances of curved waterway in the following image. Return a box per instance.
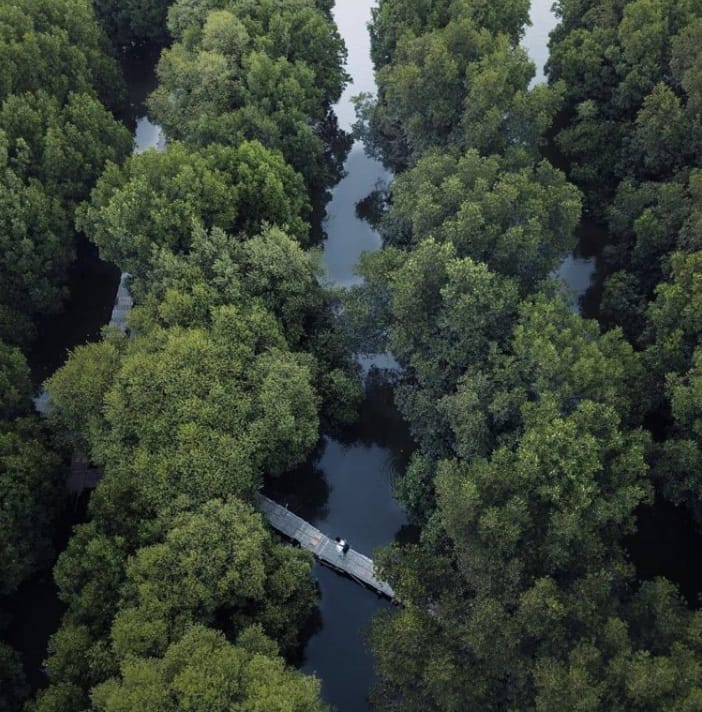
[291,4,597,708]
[264,4,411,709]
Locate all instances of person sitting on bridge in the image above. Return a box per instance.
[335,537,349,556]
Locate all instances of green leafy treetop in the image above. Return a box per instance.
[77,141,311,277]
[91,625,328,712]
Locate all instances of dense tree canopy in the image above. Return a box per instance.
[77,140,311,275]
[379,149,581,289]
[0,0,130,347]
[548,0,702,344]
[110,499,316,658]
[149,0,349,193]
[0,0,123,108]
[91,625,328,712]
[47,306,319,518]
[356,5,562,171]
[0,418,65,597]
[32,4,354,711]
[350,1,702,710]
[91,0,172,48]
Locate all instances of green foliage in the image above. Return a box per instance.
[380,149,581,289]
[45,338,123,450]
[359,8,561,170]
[0,91,132,207]
[0,418,65,596]
[0,1,130,346]
[351,239,521,456]
[437,400,651,589]
[645,251,702,378]
[53,522,128,631]
[111,499,316,658]
[48,307,319,520]
[91,625,328,712]
[19,2,349,711]
[0,341,32,420]
[77,141,311,275]
[369,0,530,70]
[151,0,349,191]
[0,130,71,345]
[92,0,172,47]
[549,0,702,225]
[359,4,702,710]
[0,0,124,108]
[134,224,362,427]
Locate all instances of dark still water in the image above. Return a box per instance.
[28,241,120,388]
[265,373,413,711]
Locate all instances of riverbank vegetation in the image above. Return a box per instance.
[352,0,702,708]
[0,2,130,707]
[3,0,355,710]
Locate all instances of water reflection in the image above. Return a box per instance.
[265,372,411,557]
[134,116,165,153]
[302,566,393,710]
[264,368,411,711]
[322,145,390,286]
[523,0,559,86]
[557,255,597,311]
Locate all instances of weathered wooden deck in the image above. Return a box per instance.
[34,273,133,417]
[110,272,132,333]
[259,495,395,600]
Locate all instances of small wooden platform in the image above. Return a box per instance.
[109,272,133,332]
[259,495,395,600]
[34,273,134,417]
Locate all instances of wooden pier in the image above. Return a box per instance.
[259,495,395,600]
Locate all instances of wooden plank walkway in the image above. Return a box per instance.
[258,494,395,600]
[34,273,132,417]
[109,272,132,333]
[34,277,397,602]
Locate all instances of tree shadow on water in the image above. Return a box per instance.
[332,367,414,461]
[262,440,331,523]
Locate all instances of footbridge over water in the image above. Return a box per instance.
[259,495,395,600]
[37,276,395,600]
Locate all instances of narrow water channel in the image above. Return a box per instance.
[264,4,412,709]
[298,6,597,706]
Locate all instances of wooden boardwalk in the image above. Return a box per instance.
[110,272,132,333]
[34,277,396,601]
[259,495,395,600]
[34,273,132,417]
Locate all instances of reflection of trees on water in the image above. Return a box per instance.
[263,440,331,523]
[332,366,414,460]
[309,108,355,246]
[294,603,324,667]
